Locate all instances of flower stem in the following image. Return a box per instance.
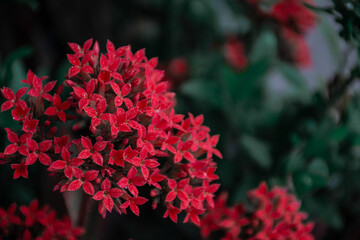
[77,192,92,229]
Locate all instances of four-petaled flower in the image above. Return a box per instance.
[67,53,94,78]
[117,166,147,197]
[120,196,148,216]
[166,178,191,209]
[110,81,132,107]
[67,170,99,195]
[28,77,56,101]
[49,148,84,179]
[25,138,52,166]
[72,78,103,110]
[78,136,108,166]
[11,162,28,179]
[4,128,32,156]
[93,178,124,212]
[44,94,71,122]
[1,87,28,112]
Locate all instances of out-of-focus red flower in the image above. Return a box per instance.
[0,199,84,239]
[168,58,188,78]
[163,57,188,89]
[270,0,316,67]
[224,36,247,70]
[201,182,314,240]
[271,0,316,34]
[281,27,312,67]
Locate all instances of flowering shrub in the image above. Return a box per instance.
[0,39,222,226]
[0,199,83,239]
[201,182,314,240]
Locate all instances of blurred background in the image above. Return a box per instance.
[1,0,360,239]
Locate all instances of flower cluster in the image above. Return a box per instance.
[0,199,83,240]
[201,182,314,240]
[270,0,316,66]
[0,39,222,225]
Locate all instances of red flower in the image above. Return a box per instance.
[109,146,138,167]
[21,70,48,88]
[108,107,139,137]
[4,128,32,156]
[147,169,166,189]
[130,148,160,179]
[224,36,247,69]
[67,170,98,195]
[19,200,40,227]
[198,181,220,208]
[281,27,312,67]
[163,204,181,223]
[168,140,196,163]
[110,81,132,107]
[0,203,21,231]
[184,207,205,226]
[84,98,108,131]
[165,178,192,209]
[67,52,94,78]
[271,0,316,34]
[11,162,28,179]
[68,38,93,58]
[53,135,69,154]
[200,183,314,239]
[0,199,84,239]
[25,138,52,166]
[11,101,30,121]
[78,136,107,166]
[117,166,147,197]
[93,178,124,212]
[44,94,71,122]
[72,78,103,110]
[1,87,28,112]
[28,77,56,101]
[49,147,84,179]
[22,118,38,134]
[120,196,148,216]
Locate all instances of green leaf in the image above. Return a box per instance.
[241,135,272,168]
[180,79,222,108]
[293,168,328,196]
[250,30,277,62]
[0,46,32,86]
[10,60,28,92]
[318,15,342,64]
[277,62,307,90]
[223,59,270,102]
[308,158,329,177]
[285,154,305,173]
[293,171,314,196]
[330,126,349,142]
